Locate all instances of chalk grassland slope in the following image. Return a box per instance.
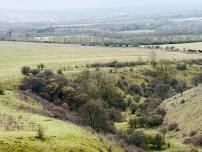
[155,85,202,152]
[0,41,201,82]
[161,42,202,50]
[162,85,202,136]
[0,90,124,152]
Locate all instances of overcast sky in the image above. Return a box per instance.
[0,0,202,10]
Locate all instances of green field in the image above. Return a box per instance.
[0,41,201,83]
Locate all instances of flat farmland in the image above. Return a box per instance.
[0,41,201,82]
[161,42,202,50]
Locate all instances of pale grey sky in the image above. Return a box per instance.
[0,0,201,10]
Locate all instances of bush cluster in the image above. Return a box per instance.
[80,101,115,133]
[187,49,202,53]
[129,114,164,129]
[19,61,200,150]
[119,130,165,150]
[91,60,146,68]
[21,68,126,133]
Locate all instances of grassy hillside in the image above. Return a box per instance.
[160,85,202,151]
[162,85,202,136]
[0,41,201,83]
[0,90,124,152]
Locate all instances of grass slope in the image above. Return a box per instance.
[160,85,202,151]
[162,85,202,136]
[0,90,124,152]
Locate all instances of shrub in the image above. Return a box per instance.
[151,134,165,150]
[36,126,45,140]
[75,65,79,68]
[176,62,187,70]
[21,66,31,76]
[192,72,202,87]
[86,64,90,68]
[129,84,143,96]
[129,118,138,129]
[170,79,178,87]
[133,95,141,103]
[129,117,144,129]
[62,86,76,97]
[190,148,199,152]
[75,70,127,110]
[57,69,63,75]
[30,68,40,75]
[41,69,54,76]
[192,75,200,87]
[168,123,178,131]
[144,133,165,149]
[141,97,162,113]
[101,80,126,110]
[80,100,114,133]
[96,67,100,71]
[184,134,202,147]
[154,83,170,100]
[117,78,128,90]
[124,130,165,150]
[109,69,113,73]
[107,146,112,152]
[61,103,69,109]
[196,134,202,146]
[198,73,202,82]
[21,76,44,93]
[145,114,164,127]
[188,49,197,53]
[155,107,166,117]
[175,81,187,95]
[21,70,86,110]
[180,99,186,104]
[107,108,124,122]
[159,127,168,139]
[37,63,45,70]
[125,130,145,147]
[130,103,139,114]
[0,88,4,95]
[91,60,146,68]
[189,130,198,137]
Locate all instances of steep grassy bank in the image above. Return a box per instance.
[0,90,124,152]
